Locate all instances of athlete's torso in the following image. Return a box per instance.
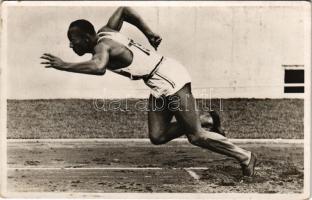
[96,30,163,80]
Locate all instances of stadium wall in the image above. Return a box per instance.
[5,4,310,99]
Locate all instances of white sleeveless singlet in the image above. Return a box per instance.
[97,32,163,80]
[97,31,192,98]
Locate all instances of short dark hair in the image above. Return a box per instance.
[68,19,96,36]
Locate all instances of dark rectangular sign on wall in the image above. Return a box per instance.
[284,86,304,93]
[284,70,304,84]
[284,69,304,93]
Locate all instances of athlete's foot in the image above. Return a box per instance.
[200,111,225,136]
[200,114,213,128]
[241,153,257,177]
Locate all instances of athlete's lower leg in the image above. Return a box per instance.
[173,83,251,165]
[186,129,251,165]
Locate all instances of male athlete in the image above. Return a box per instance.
[41,7,256,176]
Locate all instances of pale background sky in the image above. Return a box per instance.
[3,2,310,99]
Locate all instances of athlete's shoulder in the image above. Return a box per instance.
[96,27,117,47]
[97,26,117,34]
[94,41,111,53]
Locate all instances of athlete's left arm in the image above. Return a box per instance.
[40,44,109,76]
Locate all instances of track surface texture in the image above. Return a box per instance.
[7,140,303,193]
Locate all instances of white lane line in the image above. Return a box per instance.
[8,167,209,171]
[8,167,163,170]
[7,138,304,144]
[186,167,208,170]
[185,169,201,180]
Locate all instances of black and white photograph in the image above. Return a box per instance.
[0,1,311,199]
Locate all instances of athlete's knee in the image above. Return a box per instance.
[186,129,213,146]
[149,134,167,145]
[187,133,203,146]
[148,127,167,145]
[185,127,203,144]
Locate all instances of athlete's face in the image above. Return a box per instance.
[67,27,91,56]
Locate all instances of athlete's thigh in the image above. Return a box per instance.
[148,94,174,136]
[171,83,201,133]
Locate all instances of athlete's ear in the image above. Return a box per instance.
[84,34,93,43]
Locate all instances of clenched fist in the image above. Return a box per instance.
[147,32,162,51]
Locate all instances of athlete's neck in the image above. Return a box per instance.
[90,35,100,54]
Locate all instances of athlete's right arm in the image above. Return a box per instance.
[41,43,109,76]
[103,7,162,50]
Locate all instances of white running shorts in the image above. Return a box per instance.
[144,57,192,98]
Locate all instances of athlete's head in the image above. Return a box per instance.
[67,19,97,56]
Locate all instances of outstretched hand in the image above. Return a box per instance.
[147,32,162,51]
[40,53,66,69]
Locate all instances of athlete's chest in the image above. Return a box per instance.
[104,41,133,70]
[98,34,153,71]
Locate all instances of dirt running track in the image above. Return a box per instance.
[7,140,303,193]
